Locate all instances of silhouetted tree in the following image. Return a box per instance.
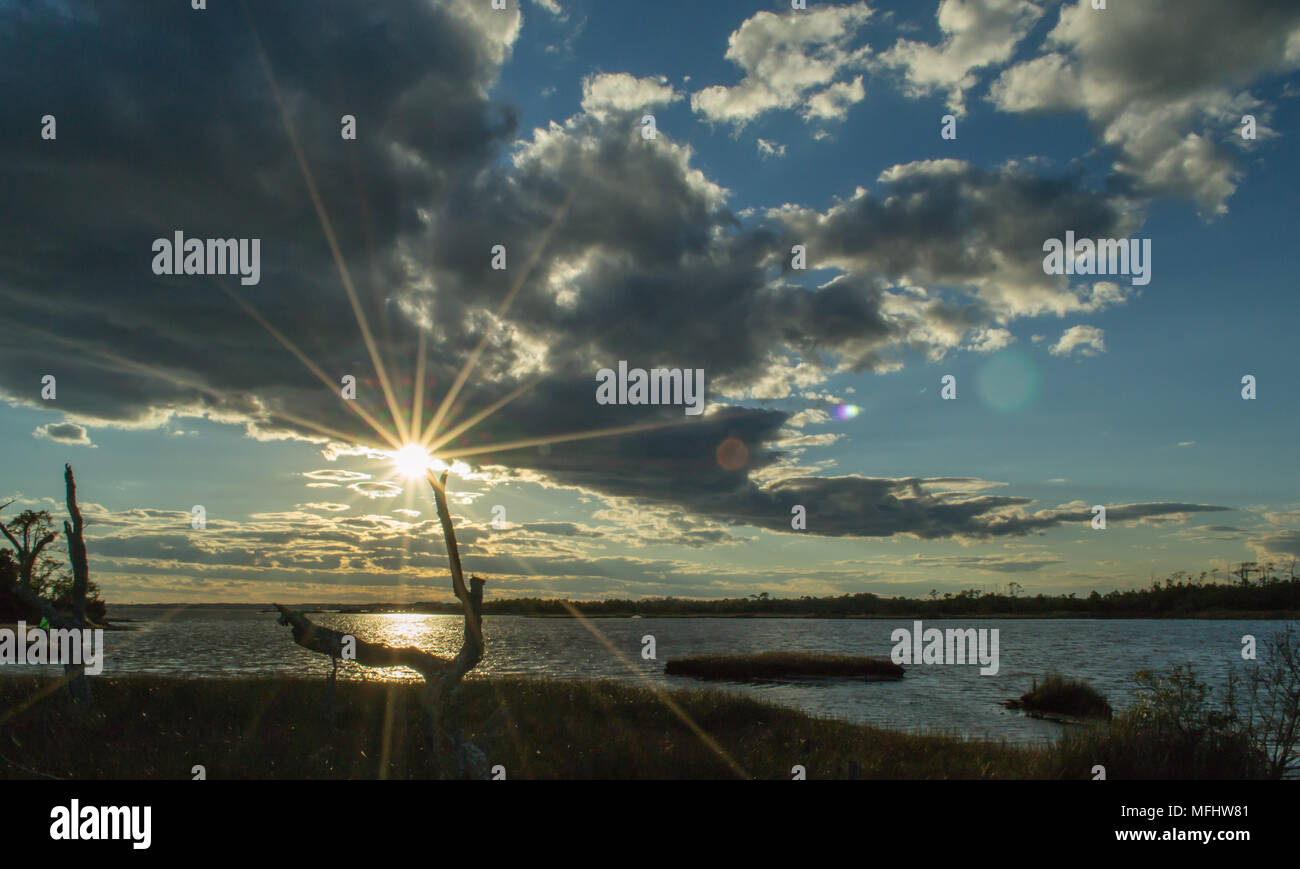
[0,507,105,622]
[275,471,497,779]
[0,466,95,703]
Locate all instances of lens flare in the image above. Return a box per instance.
[834,404,860,421]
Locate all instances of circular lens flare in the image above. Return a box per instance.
[834,404,860,421]
[716,437,749,471]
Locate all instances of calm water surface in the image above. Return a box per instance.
[8,607,1293,744]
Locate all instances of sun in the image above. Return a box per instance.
[392,443,434,480]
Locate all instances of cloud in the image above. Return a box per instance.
[1250,530,1300,563]
[1050,325,1106,357]
[299,502,351,512]
[0,0,520,435]
[530,0,563,16]
[1050,322,1102,356]
[881,0,1044,116]
[903,552,1064,573]
[580,73,678,120]
[690,3,873,125]
[768,159,1138,335]
[32,422,95,447]
[756,138,787,159]
[303,470,372,484]
[965,327,1014,353]
[988,0,1300,215]
[349,482,403,500]
[0,0,1229,558]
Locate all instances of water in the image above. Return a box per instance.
[5,607,1293,744]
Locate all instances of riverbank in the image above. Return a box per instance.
[0,674,1269,779]
[268,609,1300,620]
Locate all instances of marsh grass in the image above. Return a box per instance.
[1,674,1037,780]
[1005,673,1113,720]
[0,673,1273,779]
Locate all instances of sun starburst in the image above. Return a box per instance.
[392,443,435,480]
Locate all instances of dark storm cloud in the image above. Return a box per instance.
[0,1,1225,545]
[651,474,1228,541]
[0,0,515,434]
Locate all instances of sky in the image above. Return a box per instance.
[1,0,1298,604]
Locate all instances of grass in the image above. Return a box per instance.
[0,674,1044,779]
[664,651,904,681]
[1004,673,1113,720]
[0,674,1270,779]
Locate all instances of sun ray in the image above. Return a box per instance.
[424,375,542,454]
[418,187,577,448]
[410,326,428,444]
[435,416,696,461]
[558,600,749,779]
[22,322,392,452]
[218,283,404,451]
[242,2,409,449]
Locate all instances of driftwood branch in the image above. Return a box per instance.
[272,604,455,681]
[430,470,484,666]
[274,470,490,777]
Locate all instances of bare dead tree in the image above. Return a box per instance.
[274,471,495,779]
[0,465,94,703]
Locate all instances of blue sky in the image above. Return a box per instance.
[2,0,1298,603]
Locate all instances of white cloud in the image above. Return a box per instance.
[530,0,563,16]
[691,3,873,125]
[988,0,1300,215]
[1050,325,1106,357]
[756,138,787,159]
[349,481,403,500]
[964,327,1014,353]
[580,73,679,120]
[803,76,866,121]
[33,421,95,447]
[882,0,1044,116]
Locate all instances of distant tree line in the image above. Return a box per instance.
[358,562,1300,618]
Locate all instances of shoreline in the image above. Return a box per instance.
[252,609,1300,620]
